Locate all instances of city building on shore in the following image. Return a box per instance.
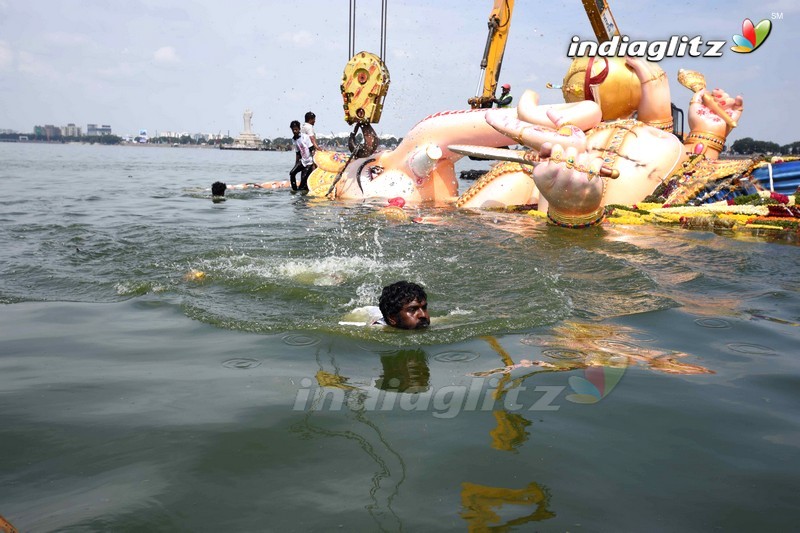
[87,124,112,136]
[33,124,62,140]
[62,123,82,137]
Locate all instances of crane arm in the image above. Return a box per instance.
[469,0,514,109]
[580,0,620,42]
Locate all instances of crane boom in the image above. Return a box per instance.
[465,0,684,138]
[469,0,514,109]
[580,0,620,42]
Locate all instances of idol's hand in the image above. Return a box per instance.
[485,112,588,152]
[688,88,744,137]
[532,143,608,217]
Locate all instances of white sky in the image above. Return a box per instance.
[0,0,798,144]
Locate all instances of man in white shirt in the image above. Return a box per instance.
[301,111,321,152]
[289,120,314,191]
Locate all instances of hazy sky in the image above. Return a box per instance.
[1,0,798,144]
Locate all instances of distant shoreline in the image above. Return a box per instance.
[0,140,296,151]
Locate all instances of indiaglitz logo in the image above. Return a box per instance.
[730,18,772,53]
[566,15,776,61]
[565,364,626,404]
[566,35,726,62]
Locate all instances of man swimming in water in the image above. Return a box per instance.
[376,281,430,329]
[211,181,227,197]
[210,180,291,197]
[339,281,430,329]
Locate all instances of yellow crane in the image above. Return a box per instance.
[469,0,685,137]
[469,0,623,110]
[468,0,514,109]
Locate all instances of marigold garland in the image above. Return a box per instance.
[591,197,800,236]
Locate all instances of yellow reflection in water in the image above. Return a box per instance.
[461,481,555,530]
[489,410,531,453]
[477,321,713,377]
[473,321,711,453]
[314,370,359,390]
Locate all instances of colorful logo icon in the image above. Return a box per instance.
[565,364,626,404]
[731,18,772,53]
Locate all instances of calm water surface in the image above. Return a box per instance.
[1,143,799,531]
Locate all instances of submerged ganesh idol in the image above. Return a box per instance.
[307,56,744,228]
[473,57,743,226]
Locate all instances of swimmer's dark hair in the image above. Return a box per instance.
[211,181,227,196]
[290,120,301,129]
[304,111,316,122]
[379,281,427,322]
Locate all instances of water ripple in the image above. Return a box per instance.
[282,333,321,347]
[726,343,778,356]
[694,318,732,329]
[433,350,480,363]
[541,348,587,360]
[222,358,262,369]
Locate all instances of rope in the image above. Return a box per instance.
[381,0,388,61]
[348,0,356,59]
[348,0,388,62]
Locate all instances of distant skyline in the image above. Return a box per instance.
[1,1,798,144]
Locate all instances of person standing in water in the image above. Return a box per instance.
[301,111,321,153]
[289,120,314,191]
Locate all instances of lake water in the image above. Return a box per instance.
[1,142,799,531]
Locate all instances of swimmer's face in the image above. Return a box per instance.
[388,298,430,330]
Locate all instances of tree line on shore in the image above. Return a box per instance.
[0,131,403,151]
[729,138,800,156]
[2,130,796,156]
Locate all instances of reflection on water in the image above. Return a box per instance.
[470,320,712,456]
[487,320,715,376]
[489,411,532,453]
[460,481,555,530]
[293,346,435,531]
[303,343,556,530]
[375,350,431,393]
[290,402,407,532]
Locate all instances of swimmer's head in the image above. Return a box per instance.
[379,281,430,330]
[211,181,227,196]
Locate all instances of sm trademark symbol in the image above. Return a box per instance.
[771,12,784,19]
